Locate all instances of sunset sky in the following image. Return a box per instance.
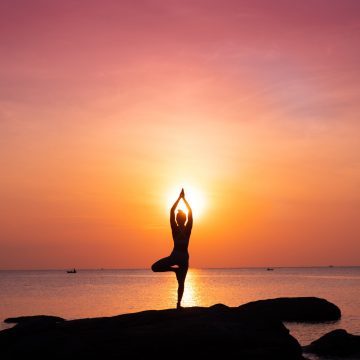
[1,0,360,269]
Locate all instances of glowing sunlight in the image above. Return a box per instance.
[166,185,205,219]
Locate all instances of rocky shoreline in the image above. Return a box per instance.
[1,297,358,359]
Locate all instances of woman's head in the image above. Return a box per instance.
[176,210,186,226]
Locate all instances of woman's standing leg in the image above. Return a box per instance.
[175,264,188,309]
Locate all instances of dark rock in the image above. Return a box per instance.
[303,329,360,358]
[4,315,65,328]
[238,297,341,322]
[0,304,305,360]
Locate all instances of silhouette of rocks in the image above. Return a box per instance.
[303,329,360,358]
[238,297,341,322]
[0,303,304,359]
[5,315,65,329]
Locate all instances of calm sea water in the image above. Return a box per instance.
[1,267,359,350]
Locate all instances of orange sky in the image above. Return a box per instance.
[1,0,360,269]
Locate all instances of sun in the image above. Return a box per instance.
[166,184,205,219]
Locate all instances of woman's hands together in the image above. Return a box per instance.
[180,188,185,199]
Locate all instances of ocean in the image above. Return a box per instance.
[1,267,359,353]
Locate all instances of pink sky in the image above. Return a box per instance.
[1,0,360,269]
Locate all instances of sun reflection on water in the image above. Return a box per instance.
[182,269,201,307]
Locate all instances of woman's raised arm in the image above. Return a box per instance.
[170,190,183,227]
[182,193,193,230]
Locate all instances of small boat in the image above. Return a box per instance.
[266,268,274,271]
[67,268,77,273]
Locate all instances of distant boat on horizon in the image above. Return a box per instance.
[67,268,77,274]
[266,268,274,271]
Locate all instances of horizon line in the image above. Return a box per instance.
[1,265,360,271]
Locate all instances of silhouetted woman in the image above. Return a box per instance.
[151,188,193,309]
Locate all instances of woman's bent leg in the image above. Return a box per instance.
[151,256,176,272]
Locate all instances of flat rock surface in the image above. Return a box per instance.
[0,303,305,359]
[1,297,340,359]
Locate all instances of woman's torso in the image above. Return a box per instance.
[172,226,190,253]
